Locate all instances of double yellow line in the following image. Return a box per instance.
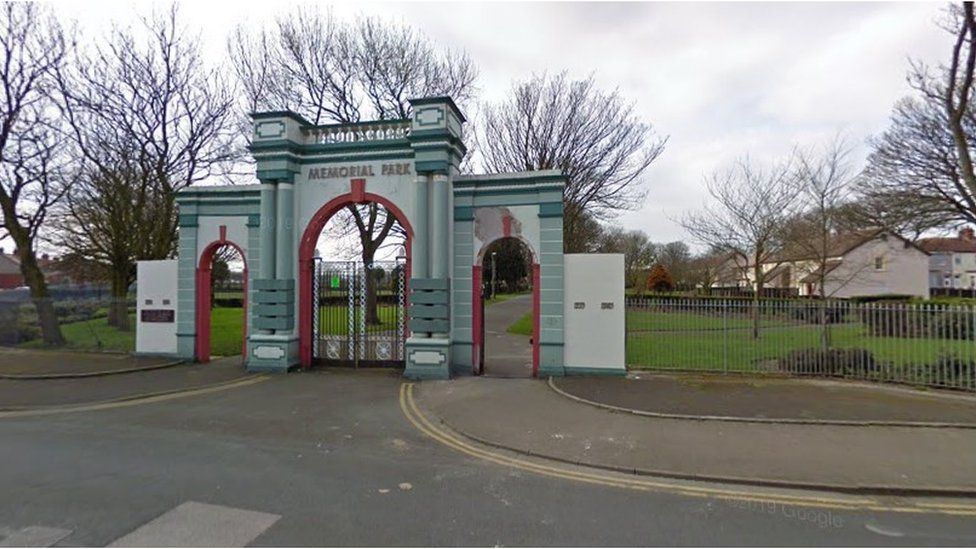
[399,382,976,517]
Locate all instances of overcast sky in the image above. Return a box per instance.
[46,0,957,251]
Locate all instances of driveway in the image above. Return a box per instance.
[483,294,533,378]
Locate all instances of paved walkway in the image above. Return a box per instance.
[0,356,250,408]
[415,377,976,493]
[554,373,976,424]
[483,294,532,378]
[0,348,177,377]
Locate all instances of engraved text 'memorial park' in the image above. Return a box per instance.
[308,163,413,180]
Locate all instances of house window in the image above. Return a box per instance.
[955,256,962,265]
[874,256,885,271]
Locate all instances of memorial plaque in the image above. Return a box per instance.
[141,309,175,323]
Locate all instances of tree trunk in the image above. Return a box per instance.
[818,278,831,351]
[752,263,762,340]
[108,270,131,331]
[361,246,381,325]
[19,250,65,347]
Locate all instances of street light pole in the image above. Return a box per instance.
[491,251,497,300]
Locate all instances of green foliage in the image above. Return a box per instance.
[483,238,531,293]
[626,310,976,375]
[16,306,247,356]
[861,306,975,340]
[507,312,533,336]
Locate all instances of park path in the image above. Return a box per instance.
[484,294,532,378]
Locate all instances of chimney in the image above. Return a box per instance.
[961,227,976,241]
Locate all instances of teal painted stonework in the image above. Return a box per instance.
[538,203,564,218]
[255,120,286,139]
[414,106,445,126]
[170,97,572,377]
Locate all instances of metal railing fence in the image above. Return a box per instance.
[626,296,976,391]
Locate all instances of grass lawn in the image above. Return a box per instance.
[627,319,976,372]
[508,312,533,336]
[207,307,245,356]
[317,304,400,336]
[21,313,140,353]
[20,306,246,356]
[506,305,975,378]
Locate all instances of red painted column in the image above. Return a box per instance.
[472,265,483,375]
[298,258,313,368]
[241,268,249,359]
[532,263,541,377]
[195,267,212,363]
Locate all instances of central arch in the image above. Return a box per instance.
[297,188,414,368]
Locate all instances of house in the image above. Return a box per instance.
[753,229,930,299]
[918,227,976,289]
[0,248,74,289]
[0,248,23,289]
[690,252,749,290]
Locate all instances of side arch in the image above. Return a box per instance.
[471,235,541,377]
[195,239,248,363]
[297,190,415,368]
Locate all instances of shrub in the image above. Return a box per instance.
[788,302,848,324]
[860,305,976,341]
[646,264,675,292]
[913,353,976,382]
[777,348,877,377]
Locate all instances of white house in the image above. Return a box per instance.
[752,230,931,299]
[919,228,976,290]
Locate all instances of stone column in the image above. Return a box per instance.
[430,173,450,337]
[412,174,430,280]
[259,182,277,280]
[257,182,277,335]
[275,181,294,282]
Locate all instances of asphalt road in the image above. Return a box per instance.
[2,369,976,546]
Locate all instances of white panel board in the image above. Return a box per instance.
[135,260,178,355]
[563,254,625,372]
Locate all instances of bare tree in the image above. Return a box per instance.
[479,72,667,252]
[0,3,71,345]
[788,139,856,299]
[861,3,976,230]
[56,5,237,330]
[944,2,976,203]
[680,155,800,338]
[656,241,694,289]
[229,8,477,324]
[594,226,656,290]
[783,139,857,348]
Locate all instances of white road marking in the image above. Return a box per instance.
[0,526,73,547]
[864,522,905,537]
[108,501,280,547]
